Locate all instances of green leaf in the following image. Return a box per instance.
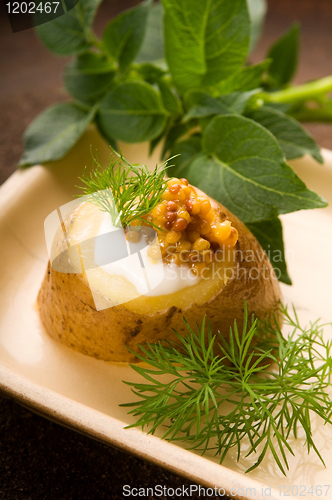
[246,105,323,163]
[19,103,96,167]
[247,0,267,53]
[36,0,102,56]
[134,64,180,115]
[149,117,171,155]
[135,2,165,62]
[98,81,168,143]
[149,133,164,156]
[167,135,202,176]
[135,62,166,84]
[94,116,118,151]
[170,114,327,223]
[246,218,292,284]
[102,1,150,72]
[161,122,191,158]
[64,53,115,105]
[211,60,270,95]
[183,90,259,122]
[158,78,182,115]
[33,0,66,26]
[68,52,116,74]
[266,23,300,87]
[162,0,250,93]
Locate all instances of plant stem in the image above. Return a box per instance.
[261,76,332,104]
[289,108,332,123]
[87,32,110,59]
[89,33,104,50]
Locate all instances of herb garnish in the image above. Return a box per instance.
[121,304,332,475]
[19,0,332,284]
[78,150,168,228]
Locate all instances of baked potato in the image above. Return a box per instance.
[38,176,281,363]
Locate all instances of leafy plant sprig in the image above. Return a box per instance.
[78,150,169,228]
[121,304,332,475]
[19,0,332,283]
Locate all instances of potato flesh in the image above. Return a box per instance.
[38,190,281,362]
[66,202,235,314]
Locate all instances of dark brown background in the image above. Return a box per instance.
[0,1,331,498]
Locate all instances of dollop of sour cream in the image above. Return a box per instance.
[94,212,201,297]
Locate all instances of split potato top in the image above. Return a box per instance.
[38,177,281,362]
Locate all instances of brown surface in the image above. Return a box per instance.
[0,0,331,498]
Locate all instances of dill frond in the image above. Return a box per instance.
[77,149,169,228]
[121,303,332,475]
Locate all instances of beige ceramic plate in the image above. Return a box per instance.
[1,128,332,500]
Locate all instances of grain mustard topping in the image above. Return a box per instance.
[133,177,239,276]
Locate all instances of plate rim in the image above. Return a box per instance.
[1,147,332,500]
[0,364,269,500]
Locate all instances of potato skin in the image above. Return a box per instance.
[38,194,281,362]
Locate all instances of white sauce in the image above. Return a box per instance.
[93,212,201,297]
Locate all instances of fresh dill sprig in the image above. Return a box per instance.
[78,149,169,228]
[121,304,332,475]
